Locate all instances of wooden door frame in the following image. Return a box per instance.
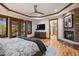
[49,18,58,39]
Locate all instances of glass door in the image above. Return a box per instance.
[20,21,26,37]
[0,17,8,37]
[11,20,19,37]
[27,21,32,34]
[10,18,19,38]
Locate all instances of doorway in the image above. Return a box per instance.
[49,19,58,40]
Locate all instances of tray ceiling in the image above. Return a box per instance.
[3,3,69,17]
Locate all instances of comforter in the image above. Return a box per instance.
[0,38,43,56]
[22,37,47,54]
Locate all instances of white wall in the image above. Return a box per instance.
[29,19,49,38]
[58,17,64,39]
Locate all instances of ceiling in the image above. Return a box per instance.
[3,3,69,17]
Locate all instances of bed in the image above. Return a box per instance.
[0,38,46,56]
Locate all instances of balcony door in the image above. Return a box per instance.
[0,17,8,37]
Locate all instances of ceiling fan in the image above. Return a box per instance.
[29,5,44,17]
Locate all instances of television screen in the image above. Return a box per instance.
[37,24,45,30]
[42,24,45,29]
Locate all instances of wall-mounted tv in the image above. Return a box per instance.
[37,24,45,30]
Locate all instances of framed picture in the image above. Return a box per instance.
[64,14,73,28]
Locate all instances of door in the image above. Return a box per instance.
[49,19,58,40]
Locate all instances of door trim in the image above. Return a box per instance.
[49,18,58,39]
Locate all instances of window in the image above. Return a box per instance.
[0,17,8,37]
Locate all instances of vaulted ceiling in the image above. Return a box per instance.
[3,3,71,17]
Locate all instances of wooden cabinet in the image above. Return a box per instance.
[35,32,46,39]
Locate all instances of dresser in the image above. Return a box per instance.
[34,32,46,39]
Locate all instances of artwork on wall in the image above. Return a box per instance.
[64,14,73,28]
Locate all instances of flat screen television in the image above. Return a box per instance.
[37,24,45,30]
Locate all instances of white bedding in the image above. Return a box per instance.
[0,38,40,56]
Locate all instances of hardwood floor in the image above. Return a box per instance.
[32,36,79,56]
[52,39,79,56]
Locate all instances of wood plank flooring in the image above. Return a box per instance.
[32,36,79,56]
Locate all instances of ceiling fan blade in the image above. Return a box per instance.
[36,11,44,15]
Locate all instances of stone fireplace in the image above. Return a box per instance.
[64,31,74,41]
